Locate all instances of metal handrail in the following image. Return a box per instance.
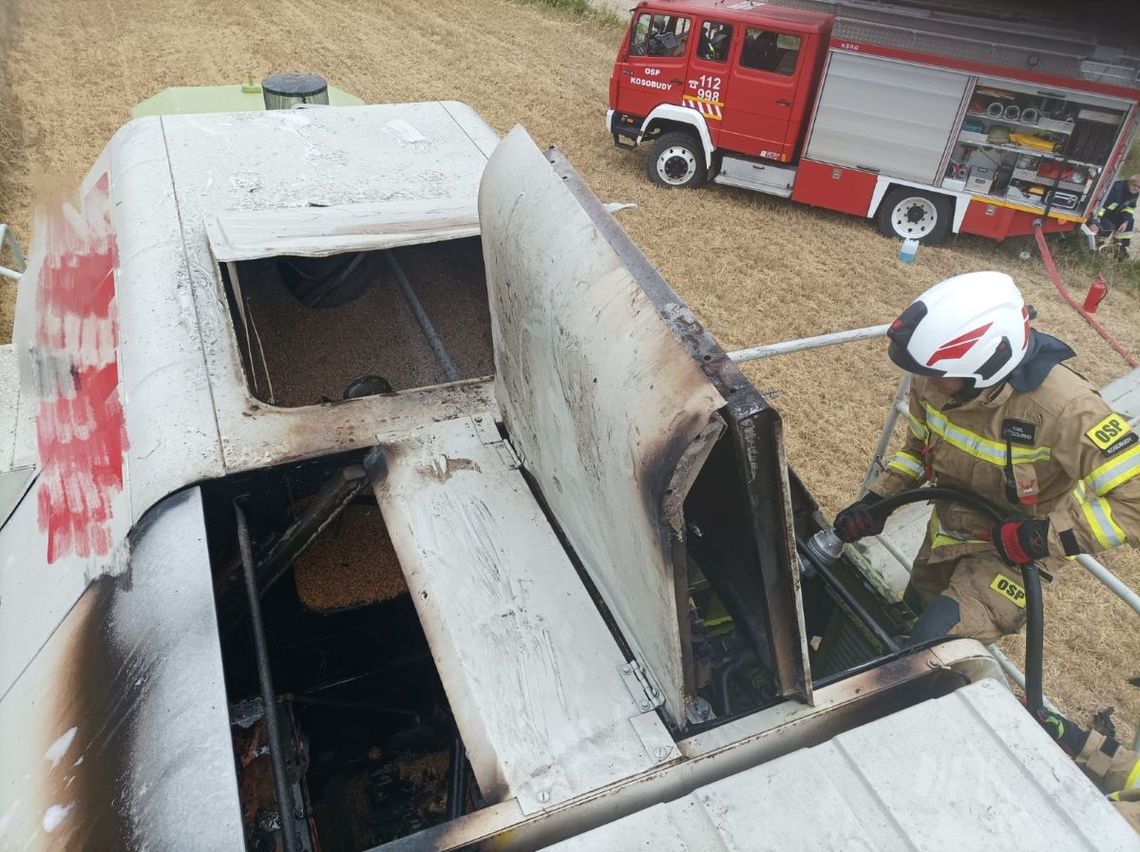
[0,224,26,281]
[727,324,890,362]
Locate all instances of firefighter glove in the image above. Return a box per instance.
[992,517,1049,566]
[1034,708,1091,756]
[834,492,885,543]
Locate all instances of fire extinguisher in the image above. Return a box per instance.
[1083,274,1109,313]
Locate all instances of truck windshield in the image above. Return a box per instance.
[630,13,692,58]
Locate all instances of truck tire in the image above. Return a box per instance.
[646,131,706,188]
[876,188,953,244]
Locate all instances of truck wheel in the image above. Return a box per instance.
[877,188,953,244]
[646,131,706,188]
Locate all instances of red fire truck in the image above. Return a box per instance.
[607,0,1140,242]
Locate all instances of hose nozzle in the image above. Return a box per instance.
[803,527,844,566]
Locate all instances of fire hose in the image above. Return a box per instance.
[804,486,1045,717]
[1032,220,1138,368]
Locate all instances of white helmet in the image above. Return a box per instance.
[887,271,1031,388]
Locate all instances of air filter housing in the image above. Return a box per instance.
[261,73,329,110]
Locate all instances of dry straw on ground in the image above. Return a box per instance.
[1,0,1137,742]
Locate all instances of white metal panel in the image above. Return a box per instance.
[480,127,727,727]
[546,679,1139,851]
[1102,366,1140,420]
[160,103,503,477]
[206,198,483,261]
[806,52,969,183]
[108,117,225,523]
[369,417,676,815]
[0,344,16,469]
[0,488,244,850]
[0,479,131,698]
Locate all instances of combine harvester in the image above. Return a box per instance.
[0,76,1137,849]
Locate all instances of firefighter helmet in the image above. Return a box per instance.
[887,271,1030,387]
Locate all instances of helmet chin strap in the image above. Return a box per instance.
[951,382,982,403]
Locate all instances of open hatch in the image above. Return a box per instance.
[208,128,903,849]
[212,221,493,407]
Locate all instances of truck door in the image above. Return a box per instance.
[681,18,736,143]
[717,26,809,162]
[614,9,694,121]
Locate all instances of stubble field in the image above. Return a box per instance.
[2,0,1138,743]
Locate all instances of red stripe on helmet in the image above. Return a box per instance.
[926,322,993,366]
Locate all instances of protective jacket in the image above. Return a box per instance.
[872,338,1140,562]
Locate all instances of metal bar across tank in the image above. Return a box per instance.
[385,249,461,382]
[235,502,301,852]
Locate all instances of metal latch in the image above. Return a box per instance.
[618,660,665,713]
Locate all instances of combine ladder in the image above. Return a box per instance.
[729,326,1140,746]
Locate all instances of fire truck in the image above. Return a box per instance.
[607,0,1140,243]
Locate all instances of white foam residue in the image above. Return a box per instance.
[383,119,425,144]
[44,727,78,768]
[42,802,74,833]
[0,799,17,837]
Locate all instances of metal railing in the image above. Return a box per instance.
[0,224,26,281]
[728,328,1140,729]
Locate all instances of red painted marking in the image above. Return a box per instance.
[33,172,128,563]
[927,322,992,366]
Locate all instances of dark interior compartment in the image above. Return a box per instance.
[204,457,477,850]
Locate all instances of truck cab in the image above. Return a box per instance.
[610,0,831,184]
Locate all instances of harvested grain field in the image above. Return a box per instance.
[2,0,1139,742]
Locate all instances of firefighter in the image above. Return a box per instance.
[834,271,1140,645]
[1089,173,1139,257]
[1038,707,1140,831]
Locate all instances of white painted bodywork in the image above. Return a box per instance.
[0,488,244,849]
[1102,366,1140,421]
[869,175,972,233]
[482,127,727,727]
[1,102,501,697]
[0,343,19,469]
[370,416,678,814]
[206,198,485,261]
[639,104,714,168]
[546,678,1139,850]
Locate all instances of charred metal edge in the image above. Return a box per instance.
[373,641,1003,851]
[543,146,809,704]
[543,147,761,408]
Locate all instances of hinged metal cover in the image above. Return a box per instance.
[480,127,813,728]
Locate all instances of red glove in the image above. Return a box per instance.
[991,517,1049,565]
[834,493,885,543]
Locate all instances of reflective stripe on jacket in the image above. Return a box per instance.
[873,366,1140,558]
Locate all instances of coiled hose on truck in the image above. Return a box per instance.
[842,486,1045,717]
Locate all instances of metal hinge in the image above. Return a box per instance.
[618,659,665,713]
[494,440,521,470]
